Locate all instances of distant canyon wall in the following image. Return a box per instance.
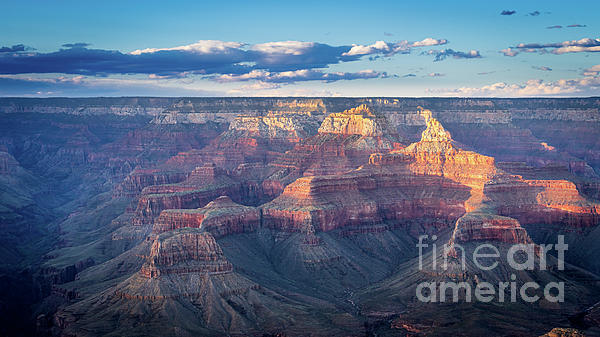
[1,97,598,125]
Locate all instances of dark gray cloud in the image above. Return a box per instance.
[422,49,481,61]
[0,76,222,97]
[250,42,358,72]
[532,66,552,71]
[0,43,252,76]
[0,39,447,84]
[384,32,393,37]
[402,73,416,77]
[61,42,91,48]
[528,11,540,16]
[0,44,27,53]
[547,24,588,29]
[501,10,516,16]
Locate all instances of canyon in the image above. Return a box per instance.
[1,97,600,336]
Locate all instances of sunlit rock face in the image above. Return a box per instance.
[262,108,491,233]
[485,174,600,227]
[262,105,403,194]
[318,104,386,137]
[262,106,600,237]
[418,106,452,143]
[229,112,320,141]
[396,107,497,191]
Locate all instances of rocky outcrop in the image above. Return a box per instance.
[0,97,173,115]
[262,165,470,233]
[418,106,452,142]
[450,212,531,244]
[140,229,233,278]
[229,111,320,141]
[264,105,403,194]
[150,98,326,124]
[262,108,499,233]
[540,328,586,337]
[113,168,189,197]
[158,111,319,172]
[318,104,387,137]
[132,165,240,226]
[485,174,600,227]
[263,107,600,237]
[152,196,259,237]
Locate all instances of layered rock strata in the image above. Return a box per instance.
[132,164,240,226]
[450,212,531,244]
[152,196,259,237]
[140,229,233,278]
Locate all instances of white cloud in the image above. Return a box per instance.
[130,40,245,55]
[423,49,481,61]
[228,85,341,97]
[343,40,396,56]
[240,81,281,91]
[583,65,600,77]
[412,37,448,47]
[216,69,386,83]
[500,48,519,57]
[250,41,315,55]
[342,38,447,56]
[431,72,600,97]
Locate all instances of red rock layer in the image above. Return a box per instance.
[113,168,189,197]
[446,124,581,170]
[498,161,600,201]
[131,165,240,226]
[262,110,499,233]
[264,105,403,195]
[485,175,600,227]
[161,112,318,171]
[152,196,259,237]
[140,229,232,278]
[450,212,531,244]
[274,133,400,176]
[102,128,212,158]
[261,172,470,232]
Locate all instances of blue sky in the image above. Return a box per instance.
[0,0,599,97]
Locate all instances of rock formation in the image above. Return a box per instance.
[132,164,240,226]
[140,229,233,278]
[450,212,531,244]
[152,196,259,237]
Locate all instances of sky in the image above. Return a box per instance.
[0,0,599,97]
